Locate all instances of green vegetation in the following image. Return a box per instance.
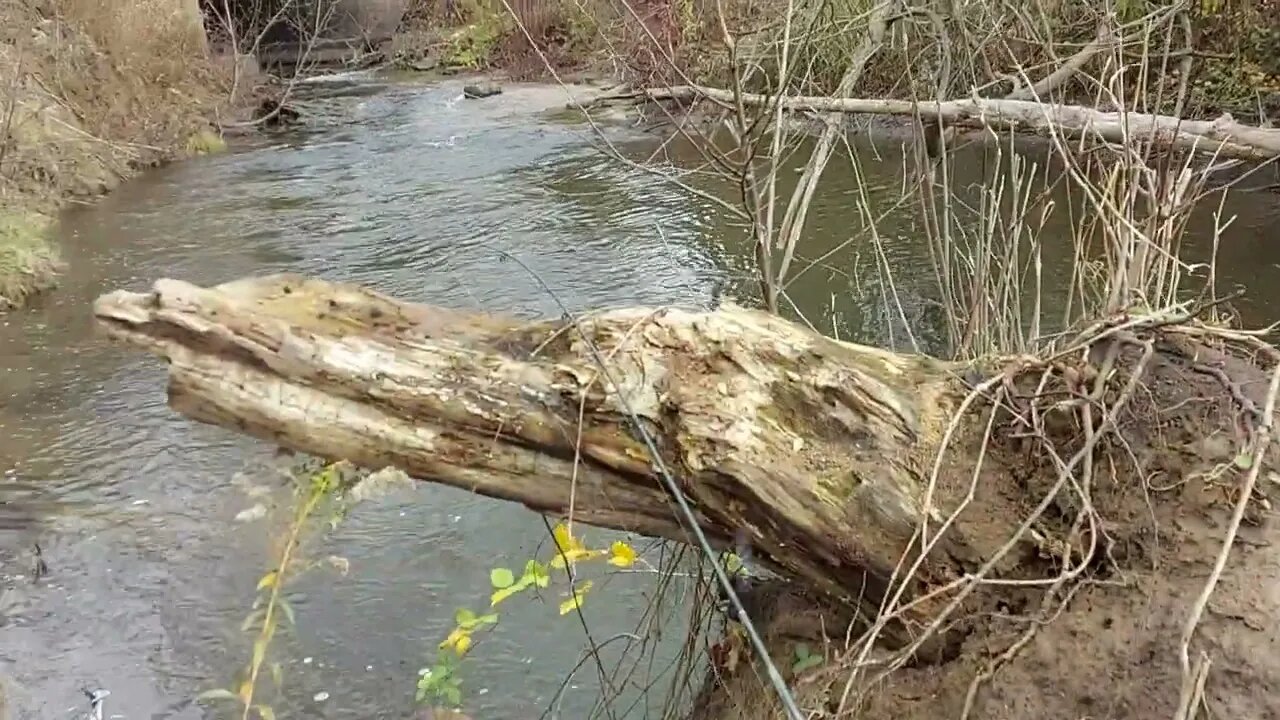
[186,129,229,156]
[194,457,660,716]
[407,0,1280,120]
[417,521,641,709]
[196,461,348,720]
[440,0,510,69]
[0,213,61,311]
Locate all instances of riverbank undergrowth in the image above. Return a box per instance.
[0,0,227,310]
[404,0,1280,123]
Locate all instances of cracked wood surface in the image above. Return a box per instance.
[93,273,1014,607]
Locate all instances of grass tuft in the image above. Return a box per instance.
[0,213,62,310]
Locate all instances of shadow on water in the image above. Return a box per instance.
[1,70,1278,720]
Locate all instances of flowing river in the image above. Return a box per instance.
[1,71,1278,720]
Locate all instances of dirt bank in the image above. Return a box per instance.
[0,0,227,310]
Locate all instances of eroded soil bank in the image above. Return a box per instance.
[689,333,1280,720]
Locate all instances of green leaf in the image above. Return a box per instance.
[477,612,499,626]
[455,607,476,626]
[1234,450,1254,470]
[195,688,240,704]
[792,654,824,673]
[255,705,277,720]
[269,662,284,688]
[524,559,551,588]
[490,581,526,607]
[794,643,811,659]
[723,552,744,576]
[490,567,515,588]
[442,685,462,707]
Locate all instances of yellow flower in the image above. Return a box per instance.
[607,541,637,568]
[439,627,473,655]
[550,521,602,568]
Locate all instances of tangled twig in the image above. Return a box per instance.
[1173,352,1280,720]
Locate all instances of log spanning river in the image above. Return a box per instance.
[1,71,1278,719]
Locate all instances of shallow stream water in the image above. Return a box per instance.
[1,71,1278,720]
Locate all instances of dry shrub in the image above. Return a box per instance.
[0,0,226,207]
[0,212,62,309]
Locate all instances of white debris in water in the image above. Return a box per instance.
[327,555,350,576]
[303,657,314,664]
[345,466,412,504]
[234,504,267,523]
[313,691,330,702]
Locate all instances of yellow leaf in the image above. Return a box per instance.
[608,541,636,568]
[256,571,278,591]
[552,521,581,555]
[490,585,520,606]
[558,580,594,615]
[439,628,462,649]
[439,627,473,655]
[549,548,604,570]
[238,679,254,705]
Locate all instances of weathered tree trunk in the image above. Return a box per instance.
[599,84,1280,161]
[93,274,1280,720]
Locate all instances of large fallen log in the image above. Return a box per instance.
[598,84,1280,161]
[94,274,1280,720]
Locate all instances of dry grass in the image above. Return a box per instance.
[0,0,227,308]
[0,212,62,309]
[531,1,1280,717]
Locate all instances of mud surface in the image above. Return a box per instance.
[832,340,1280,719]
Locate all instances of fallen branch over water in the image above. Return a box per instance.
[91,274,1005,607]
[602,84,1280,161]
[93,274,1280,720]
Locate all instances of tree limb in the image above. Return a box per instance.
[608,84,1280,160]
[92,273,1020,616]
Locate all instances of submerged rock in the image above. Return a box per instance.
[463,82,502,99]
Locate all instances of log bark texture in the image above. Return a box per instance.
[92,274,1020,607]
